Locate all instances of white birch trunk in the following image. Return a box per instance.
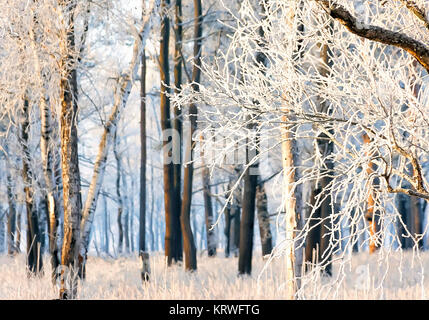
[281,115,299,300]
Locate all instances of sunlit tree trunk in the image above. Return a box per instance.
[363,133,380,254]
[59,0,83,298]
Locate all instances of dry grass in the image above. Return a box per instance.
[0,250,428,299]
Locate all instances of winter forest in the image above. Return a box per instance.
[0,0,429,300]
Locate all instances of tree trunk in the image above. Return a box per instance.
[256,183,272,257]
[179,0,202,271]
[29,3,61,282]
[238,132,258,275]
[114,131,124,254]
[149,139,155,252]
[363,133,380,254]
[129,178,135,252]
[238,0,268,274]
[59,1,83,297]
[173,0,184,262]
[21,99,43,276]
[0,213,4,254]
[200,135,216,257]
[397,193,409,249]
[281,115,301,299]
[410,195,422,248]
[305,185,322,267]
[230,180,241,257]
[139,44,150,279]
[224,198,231,258]
[160,0,179,265]
[103,194,109,254]
[16,205,22,252]
[6,161,17,256]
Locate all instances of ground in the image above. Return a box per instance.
[0,250,428,299]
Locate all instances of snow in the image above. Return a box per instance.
[0,250,428,299]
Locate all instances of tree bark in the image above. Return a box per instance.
[113,131,124,254]
[173,0,184,262]
[200,135,216,257]
[224,197,231,258]
[160,0,178,265]
[363,133,380,254]
[318,0,429,72]
[21,99,43,276]
[238,131,258,275]
[256,183,272,257]
[29,3,61,282]
[103,194,109,254]
[180,0,203,271]
[238,1,268,275]
[6,159,17,256]
[229,177,241,257]
[58,0,84,299]
[140,46,150,280]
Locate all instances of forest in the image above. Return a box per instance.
[0,0,428,300]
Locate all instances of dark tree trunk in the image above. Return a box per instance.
[113,131,124,254]
[304,138,334,276]
[103,194,109,254]
[317,133,334,275]
[256,183,272,257]
[238,140,258,275]
[305,186,322,267]
[180,0,203,271]
[397,194,411,249]
[21,99,43,276]
[16,205,22,252]
[6,165,17,256]
[305,42,334,276]
[160,0,180,265]
[410,177,423,249]
[149,140,155,252]
[173,0,184,262]
[224,202,231,258]
[231,196,241,257]
[226,173,242,257]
